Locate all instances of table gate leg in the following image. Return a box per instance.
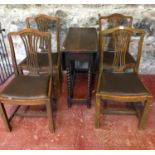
[67,67,72,107]
[87,64,92,108]
[70,61,75,98]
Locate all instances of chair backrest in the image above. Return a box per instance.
[26,14,60,53]
[8,28,52,76]
[100,26,145,73]
[98,13,133,30]
[98,13,133,51]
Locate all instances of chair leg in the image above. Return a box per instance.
[55,67,60,97]
[100,99,107,113]
[95,96,101,128]
[46,100,55,133]
[139,98,151,129]
[52,76,57,100]
[18,67,23,75]
[0,103,12,132]
[94,71,99,93]
[59,66,63,94]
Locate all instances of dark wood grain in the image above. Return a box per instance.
[62,27,98,53]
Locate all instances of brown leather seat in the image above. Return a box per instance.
[1,75,50,99]
[20,52,58,70]
[99,72,149,96]
[103,51,136,68]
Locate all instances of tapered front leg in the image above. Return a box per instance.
[139,97,152,129]
[0,102,11,132]
[95,96,101,128]
[46,100,55,133]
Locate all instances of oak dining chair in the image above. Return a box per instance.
[0,28,55,132]
[95,26,152,129]
[19,14,61,97]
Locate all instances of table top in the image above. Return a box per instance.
[62,27,98,53]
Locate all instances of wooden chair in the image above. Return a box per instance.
[19,14,61,97]
[95,26,153,129]
[0,28,54,132]
[98,13,136,71]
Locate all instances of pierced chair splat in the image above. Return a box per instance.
[98,13,136,71]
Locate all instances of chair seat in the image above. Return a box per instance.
[0,75,50,100]
[19,52,58,68]
[103,51,136,67]
[99,72,149,96]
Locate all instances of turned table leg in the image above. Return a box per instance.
[67,66,72,107]
[87,63,92,108]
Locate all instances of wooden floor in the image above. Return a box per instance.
[0,74,155,149]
